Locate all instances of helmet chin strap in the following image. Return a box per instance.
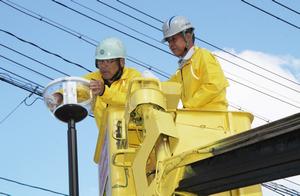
[104,59,123,87]
[182,30,190,57]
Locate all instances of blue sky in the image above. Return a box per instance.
[0,0,299,195]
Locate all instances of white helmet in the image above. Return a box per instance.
[162,16,194,42]
[95,37,126,60]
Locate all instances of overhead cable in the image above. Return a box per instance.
[1,0,97,46]
[51,0,173,56]
[0,176,68,196]
[0,0,170,78]
[0,192,11,196]
[0,54,53,80]
[2,1,296,115]
[216,54,300,93]
[272,0,300,15]
[225,71,300,106]
[0,91,32,124]
[0,43,69,76]
[263,181,300,195]
[53,0,300,94]
[0,67,44,88]
[284,178,300,187]
[0,28,92,72]
[116,0,163,23]
[0,72,44,96]
[228,102,271,123]
[228,77,300,109]
[70,0,164,45]
[114,0,300,86]
[241,0,300,30]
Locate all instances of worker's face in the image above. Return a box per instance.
[166,33,186,57]
[166,32,193,57]
[96,58,123,80]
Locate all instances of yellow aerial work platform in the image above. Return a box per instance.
[94,78,263,196]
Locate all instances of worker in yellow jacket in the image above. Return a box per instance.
[162,16,262,195]
[84,37,141,129]
[48,37,141,163]
[84,37,141,162]
[162,16,229,111]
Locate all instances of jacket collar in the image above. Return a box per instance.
[178,46,196,68]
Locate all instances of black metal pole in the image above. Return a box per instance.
[67,118,79,196]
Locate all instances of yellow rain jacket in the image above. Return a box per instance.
[83,67,141,162]
[169,46,229,111]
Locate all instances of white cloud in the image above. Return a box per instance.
[214,49,300,195]
[214,49,300,127]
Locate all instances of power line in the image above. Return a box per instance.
[272,0,300,15]
[0,176,68,196]
[225,71,300,106]
[0,73,43,96]
[2,1,297,116]
[228,102,271,123]
[0,0,169,78]
[228,76,300,109]
[0,192,10,196]
[284,178,300,188]
[0,0,97,46]
[0,28,92,72]
[70,0,164,45]
[0,43,69,77]
[241,0,300,30]
[215,54,300,93]
[263,181,300,195]
[0,54,54,80]
[52,0,300,96]
[51,0,173,56]
[116,0,163,23]
[0,67,44,88]
[115,0,300,86]
[96,0,161,31]
[0,92,33,125]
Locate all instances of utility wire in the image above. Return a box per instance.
[228,102,271,123]
[0,0,97,46]
[0,192,10,196]
[264,181,300,195]
[114,0,300,86]
[0,91,33,125]
[0,28,92,72]
[4,1,298,113]
[51,0,300,97]
[272,0,300,15]
[0,73,43,96]
[0,0,169,78]
[215,54,300,93]
[0,54,54,80]
[2,1,296,117]
[70,0,164,45]
[116,0,163,23]
[0,176,68,196]
[96,0,161,31]
[228,77,300,109]
[241,0,300,30]
[51,0,173,56]
[0,43,69,76]
[225,71,300,106]
[284,178,300,187]
[0,67,44,88]
[262,183,286,195]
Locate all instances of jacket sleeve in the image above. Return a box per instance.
[100,70,141,105]
[185,52,228,108]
